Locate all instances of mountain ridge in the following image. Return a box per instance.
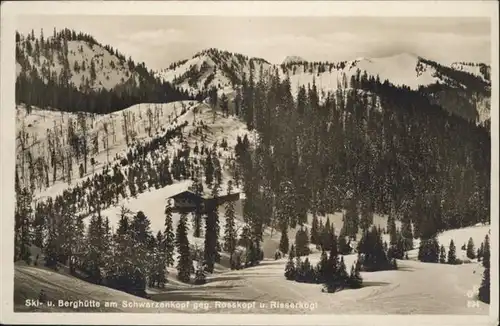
[155,48,491,125]
[15,28,491,124]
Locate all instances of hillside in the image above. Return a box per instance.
[157,50,491,125]
[15,28,194,114]
[156,48,272,99]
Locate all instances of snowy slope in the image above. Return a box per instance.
[451,62,491,83]
[158,50,451,95]
[156,50,491,125]
[16,37,138,91]
[14,263,181,312]
[156,49,271,99]
[17,100,202,197]
[145,223,490,314]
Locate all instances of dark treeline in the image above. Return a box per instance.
[15,28,200,114]
[418,58,491,95]
[229,65,489,253]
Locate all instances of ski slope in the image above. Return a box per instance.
[16,223,490,314]
[14,263,178,312]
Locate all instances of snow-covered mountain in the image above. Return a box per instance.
[156,48,272,98]
[451,61,491,83]
[15,30,142,91]
[156,50,491,124]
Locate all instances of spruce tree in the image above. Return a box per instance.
[477,242,484,262]
[176,213,192,283]
[163,202,175,267]
[418,236,440,263]
[321,217,332,251]
[348,259,363,289]
[401,216,414,251]
[289,244,296,260]
[439,245,447,263]
[310,214,320,245]
[295,227,309,257]
[318,250,328,283]
[338,232,351,255]
[343,198,359,238]
[238,224,252,248]
[447,239,457,264]
[478,234,490,303]
[359,199,374,232]
[152,231,167,287]
[358,226,391,271]
[337,256,349,288]
[279,224,289,254]
[223,201,237,254]
[466,237,476,259]
[284,247,296,280]
[130,211,153,292]
[14,187,33,263]
[85,213,105,283]
[204,202,219,273]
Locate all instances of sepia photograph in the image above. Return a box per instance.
[0,1,498,325]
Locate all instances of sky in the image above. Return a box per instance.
[16,15,491,71]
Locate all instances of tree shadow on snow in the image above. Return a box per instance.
[207,275,244,282]
[360,281,391,288]
[149,292,253,302]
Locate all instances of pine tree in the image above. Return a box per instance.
[401,216,414,251]
[129,211,153,292]
[238,224,252,248]
[223,181,237,254]
[478,234,490,303]
[152,231,167,287]
[316,250,328,283]
[477,242,484,262]
[447,239,457,264]
[284,248,296,280]
[418,236,440,263]
[111,207,135,292]
[295,227,309,257]
[85,213,105,283]
[338,232,351,255]
[337,256,349,288]
[359,199,374,232]
[343,198,359,238]
[348,259,363,289]
[289,244,296,260]
[176,213,192,283]
[279,224,289,254]
[191,178,203,238]
[358,226,391,271]
[163,201,175,267]
[14,187,33,263]
[204,200,219,273]
[466,237,476,259]
[321,217,332,251]
[439,245,447,263]
[388,215,398,246]
[310,214,320,245]
[204,154,214,187]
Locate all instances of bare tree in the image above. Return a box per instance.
[17,122,29,183]
[77,113,89,173]
[103,122,110,163]
[146,104,153,137]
